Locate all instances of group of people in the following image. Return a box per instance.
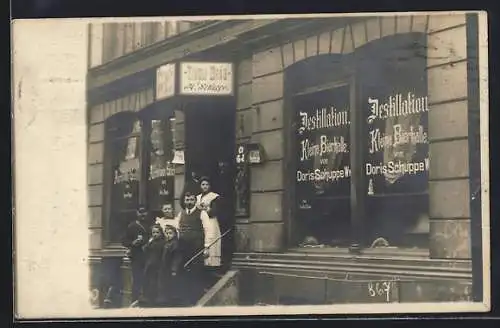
[122,176,224,307]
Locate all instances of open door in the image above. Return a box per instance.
[184,97,236,270]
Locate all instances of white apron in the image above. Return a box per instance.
[196,192,222,267]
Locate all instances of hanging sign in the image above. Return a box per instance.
[172,150,185,164]
[246,143,265,164]
[180,62,233,96]
[156,63,176,101]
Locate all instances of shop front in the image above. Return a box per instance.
[229,13,480,305]
[88,56,239,307]
[87,13,482,307]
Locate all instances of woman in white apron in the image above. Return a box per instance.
[196,177,222,268]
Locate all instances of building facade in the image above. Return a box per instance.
[87,14,483,306]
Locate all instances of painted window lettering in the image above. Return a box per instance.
[367,92,429,124]
[300,135,349,162]
[365,159,429,176]
[368,125,428,154]
[296,166,351,182]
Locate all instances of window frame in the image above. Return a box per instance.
[102,106,177,247]
[102,111,144,246]
[284,32,430,252]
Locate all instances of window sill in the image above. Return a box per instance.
[233,249,472,281]
[288,246,430,259]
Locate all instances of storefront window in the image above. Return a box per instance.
[294,84,351,246]
[146,118,175,218]
[358,33,429,248]
[106,114,142,243]
[289,32,429,249]
[104,111,176,244]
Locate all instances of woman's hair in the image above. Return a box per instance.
[199,176,211,185]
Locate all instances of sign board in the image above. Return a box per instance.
[247,143,265,164]
[156,63,176,101]
[172,150,185,164]
[180,62,233,96]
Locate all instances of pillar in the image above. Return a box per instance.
[426,14,472,260]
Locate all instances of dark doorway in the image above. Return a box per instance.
[184,97,236,269]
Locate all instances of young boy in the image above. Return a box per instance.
[158,224,183,306]
[141,224,166,307]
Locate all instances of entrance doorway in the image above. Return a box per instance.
[183,97,236,269]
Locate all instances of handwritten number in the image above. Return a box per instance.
[367,281,392,302]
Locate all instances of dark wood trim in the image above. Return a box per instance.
[283,59,293,248]
[466,13,483,302]
[349,73,365,252]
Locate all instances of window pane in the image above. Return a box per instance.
[108,118,142,243]
[108,210,137,244]
[293,85,351,246]
[147,119,175,213]
[358,33,429,247]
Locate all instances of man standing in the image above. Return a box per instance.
[176,190,211,305]
[122,206,149,305]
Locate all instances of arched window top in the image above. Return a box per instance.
[105,111,140,139]
[284,53,349,95]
